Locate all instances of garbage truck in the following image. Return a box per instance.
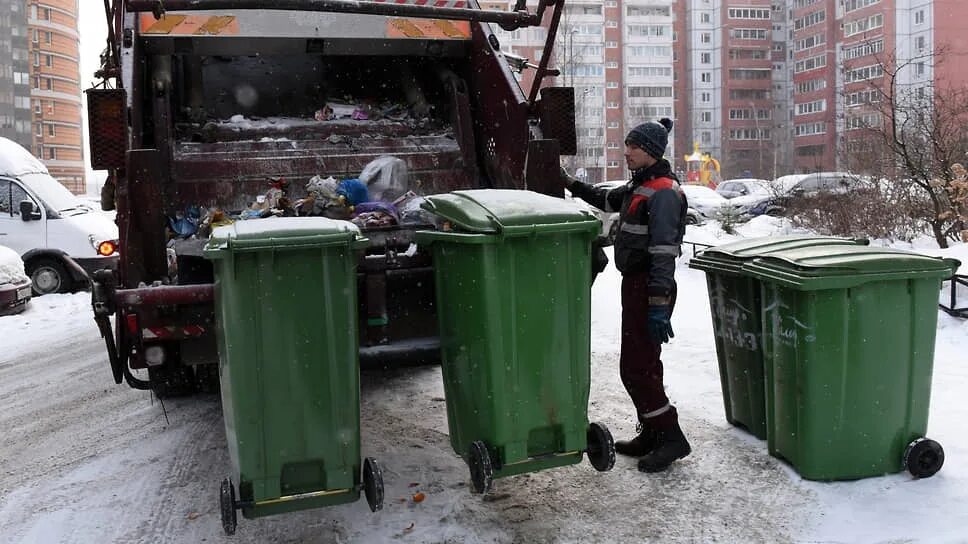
[86,0,579,396]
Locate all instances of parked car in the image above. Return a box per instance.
[716,178,772,200]
[748,172,862,217]
[1,137,119,295]
[680,184,729,219]
[0,244,31,315]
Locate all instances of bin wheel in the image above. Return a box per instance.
[362,457,385,512]
[219,478,237,536]
[904,438,944,479]
[468,441,493,495]
[586,421,616,472]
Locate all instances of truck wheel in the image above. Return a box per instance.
[362,457,384,512]
[28,258,70,296]
[586,422,616,472]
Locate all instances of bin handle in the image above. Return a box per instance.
[224,233,365,252]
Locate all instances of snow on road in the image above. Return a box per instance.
[1,220,966,543]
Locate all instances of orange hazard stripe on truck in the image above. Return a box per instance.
[387,18,471,39]
[140,14,239,35]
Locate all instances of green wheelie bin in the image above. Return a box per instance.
[689,236,865,439]
[204,217,382,534]
[415,189,616,494]
[742,245,960,480]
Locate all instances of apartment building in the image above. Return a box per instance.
[0,0,32,151]
[26,0,84,192]
[791,0,966,173]
[674,0,789,180]
[0,1,84,192]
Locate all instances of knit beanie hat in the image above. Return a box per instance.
[625,118,674,159]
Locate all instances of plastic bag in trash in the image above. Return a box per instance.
[337,178,369,205]
[398,195,438,225]
[360,156,409,202]
[168,205,201,238]
[354,201,400,223]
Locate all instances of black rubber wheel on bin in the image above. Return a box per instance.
[220,477,237,535]
[468,440,493,495]
[362,457,384,512]
[904,438,945,479]
[586,421,616,472]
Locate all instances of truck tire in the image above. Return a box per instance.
[27,258,70,296]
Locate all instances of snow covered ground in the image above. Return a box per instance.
[1,217,966,543]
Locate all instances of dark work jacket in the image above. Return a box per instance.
[569,159,687,296]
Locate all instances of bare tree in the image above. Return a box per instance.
[839,43,968,248]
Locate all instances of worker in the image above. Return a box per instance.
[560,118,691,472]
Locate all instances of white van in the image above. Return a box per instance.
[0,137,118,295]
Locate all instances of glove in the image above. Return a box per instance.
[647,304,674,344]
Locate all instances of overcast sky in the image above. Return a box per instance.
[77,5,109,193]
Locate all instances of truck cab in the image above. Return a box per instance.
[0,137,119,295]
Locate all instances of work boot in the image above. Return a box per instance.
[615,423,659,457]
[637,424,691,472]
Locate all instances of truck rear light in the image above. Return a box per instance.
[125,313,139,335]
[97,240,118,256]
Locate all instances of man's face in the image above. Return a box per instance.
[625,143,656,171]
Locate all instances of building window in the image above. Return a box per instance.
[31,4,37,19]
[700,52,712,64]
[48,124,55,137]
[45,78,53,90]
[606,41,618,48]
[607,101,619,109]
[36,124,44,137]
[701,72,712,82]
[701,111,712,122]
[701,132,711,143]
[44,8,51,20]
[34,76,40,89]
[45,32,52,44]
[608,161,620,168]
[701,92,711,102]
[32,30,39,43]
[916,62,925,77]
[607,142,620,149]
[606,20,618,28]
[606,81,618,88]
[700,13,711,24]
[34,102,41,114]
[45,55,52,67]
[701,32,711,44]
[607,121,620,128]
[606,61,618,69]
[34,52,40,67]
[915,10,925,25]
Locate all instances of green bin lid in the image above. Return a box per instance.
[689,235,866,275]
[418,189,599,237]
[741,245,960,290]
[203,217,365,256]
